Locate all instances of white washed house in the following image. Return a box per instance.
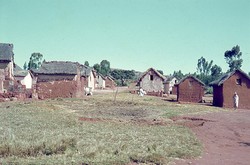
[96,73,106,89]
[14,65,33,89]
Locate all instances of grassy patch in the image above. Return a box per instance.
[0,92,218,164]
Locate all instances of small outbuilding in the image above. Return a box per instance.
[177,75,205,103]
[210,69,250,109]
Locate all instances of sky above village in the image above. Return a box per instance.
[0,0,250,75]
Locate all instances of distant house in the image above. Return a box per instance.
[164,76,178,94]
[177,75,205,103]
[105,75,116,89]
[14,64,33,89]
[31,61,94,99]
[96,73,106,89]
[210,69,250,109]
[0,43,14,80]
[0,43,15,93]
[138,68,166,93]
[83,66,96,91]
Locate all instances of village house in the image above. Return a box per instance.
[210,69,250,109]
[164,76,178,94]
[95,73,106,89]
[138,68,166,96]
[0,43,27,101]
[14,64,33,89]
[0,43,15,93]
[31,61,95,99]
[176,75,205,103]
[105,75,116,89]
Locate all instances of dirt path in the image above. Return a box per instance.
[172,109,250,165]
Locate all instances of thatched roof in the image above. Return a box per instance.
[138,68,166,81]
[177,75,205,86]
[210,69,250,86]
[0,43,14,61]
[31,61,93,77]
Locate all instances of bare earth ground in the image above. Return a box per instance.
[172,109,250,165]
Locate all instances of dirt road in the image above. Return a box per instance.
[173,109,250,165]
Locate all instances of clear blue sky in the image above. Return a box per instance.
[1,0,250,75]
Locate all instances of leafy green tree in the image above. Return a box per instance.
[100,60,110,76]
[110,69,136,86]
[173,70,184,80]
[28,53,44,70]
[84,61,89,67]
[197,56,213,76]
[23,61,28,70]
[93,63,101,73]
[157,70,164,75]
[224,45,243,71]
[196,57,215,86]
[211,64,222,79]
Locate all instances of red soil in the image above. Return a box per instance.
[172,109,250,165]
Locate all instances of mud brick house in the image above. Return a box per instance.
[0,43,15,93]
[31,61,95,99]
[210,69,250,109]
[105,75,116,89]
[138,68,166,96]
[14,64,33,89]
[177,75,205,103]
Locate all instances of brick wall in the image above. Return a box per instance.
[221,72,250,109]
[105,79,116,89]
[36,79,85,99]
[177,77,204,103]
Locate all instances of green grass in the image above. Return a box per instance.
[0,92,221,164]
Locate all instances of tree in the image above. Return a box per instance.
[93,63,101,73]
[173,70,184,80]
[110,69,136,86]
[100,60,110,76]
[196,57,215,86]
[84,61,89,67]
[224,45,243,72]
[28,53,44,70]
[211,64,222,79]
[157,70,164,75]
[197,56,213,76]
[23,61,28,70]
